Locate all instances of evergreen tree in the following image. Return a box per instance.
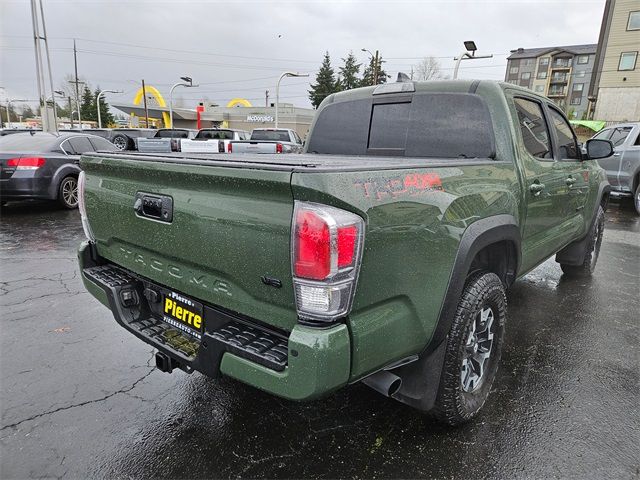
[80,86,95,122]
[308,51,339,108]
[94,87,114,126]
[339,51,362,91]
[21,105,35,119]
[362,54,390,86]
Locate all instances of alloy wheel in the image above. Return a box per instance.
[62,178,78,207]
[113,137,127,150]
[461,306,495,393]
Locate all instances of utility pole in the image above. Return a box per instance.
[141,79,149,128]
[73,39,82,129]
[265,90,269,107]
[373,50,379,86]
[68,95,74,128]
[30,0,45,130]
[39,0,57,132]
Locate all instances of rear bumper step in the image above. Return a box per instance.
[83,263,288,372]
[79,241,352,401]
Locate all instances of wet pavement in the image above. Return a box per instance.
[1,199,638,479]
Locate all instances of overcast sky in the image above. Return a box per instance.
[1,0,606,112]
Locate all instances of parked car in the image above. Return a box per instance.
[77,79,612,425]
[229,128,304,153]
[180,128,250,153]
[136,128,198,153]
[1,128,42,136]
[65,128,157,151]
[0,131,117,208]
[591,122,640,214]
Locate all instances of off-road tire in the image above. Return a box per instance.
[431,272,507,426]
[58,176,79,209]
[560,206,605,277]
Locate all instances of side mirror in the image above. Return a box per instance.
[585,138,613,160]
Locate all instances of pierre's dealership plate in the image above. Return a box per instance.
[161,291,204,339]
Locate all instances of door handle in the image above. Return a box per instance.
[530,183,545,196]
[566,176,576,186]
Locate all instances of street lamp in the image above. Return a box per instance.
[96,89,123,128]
[275,71,309,128]
[169,76,198,128]
[453,40,493,79]
[361,48,380,86]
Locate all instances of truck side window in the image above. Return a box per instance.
[609,127,632,147]
[548,108,579,160]
[592,128,612,140]
[513,97,552,159]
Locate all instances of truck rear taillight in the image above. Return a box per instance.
[78,171,95,242]
[276,143,283,154]
[227,142,232,153]
[292,202,365,324]
[6,157,46,170]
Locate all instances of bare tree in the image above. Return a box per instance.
[414,56,446,81]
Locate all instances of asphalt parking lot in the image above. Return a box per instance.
[1,199,638,479]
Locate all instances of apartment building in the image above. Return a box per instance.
[590,0,640,122]
[505,44,597,119]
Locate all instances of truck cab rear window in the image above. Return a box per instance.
[308,93,496,159]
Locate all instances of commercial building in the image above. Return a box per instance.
[111,100,315,139]
[590,0,640,122]
[505,44,597,119]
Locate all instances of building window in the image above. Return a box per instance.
[539,57,549,66]
[537,71,548,79]
[628,11,640,30]
[535,85,545,93]
[574,70,586,78]
[508,80,519,85]
[510,66,519,74]
[572,83,584,93]
[549,85,565,95]
[618,52,638,71]
[577,55,589,64]
[553,58,571,68]
[522,59,533,66]
[570,97,581,105]
[521,72,531,80]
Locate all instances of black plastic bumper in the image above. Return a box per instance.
[80,247,289,378]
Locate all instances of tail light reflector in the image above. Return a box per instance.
[78,171,95,242]
[292,202,365,324]
[6,157,46,170]
[276,143,283,154]
[227,142,232,153]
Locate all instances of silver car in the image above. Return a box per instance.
[592,123,640,214]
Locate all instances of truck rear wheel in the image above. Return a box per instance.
[432,272,506,426]
[111,133,131,150]
[560,206,604,277]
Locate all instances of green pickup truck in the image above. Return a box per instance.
[78,79,613,425]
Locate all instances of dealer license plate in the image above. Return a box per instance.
[162,291,204,339]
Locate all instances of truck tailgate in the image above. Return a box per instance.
[81,154,298,331]
[231,141,278,154]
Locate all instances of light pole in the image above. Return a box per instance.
[453,40,493,79]
[96,89,122,128]
[275,72,308,128]
[361,48,380,86]
[169,76,198,128]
